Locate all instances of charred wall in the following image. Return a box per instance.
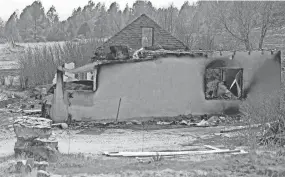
[65,51,281,121]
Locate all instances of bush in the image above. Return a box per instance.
[239,89,285,148]
[18,39,102,88]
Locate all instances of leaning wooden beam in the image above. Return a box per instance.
[58,63,97,74]
[103,149,241,157]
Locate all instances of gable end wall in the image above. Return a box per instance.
[101,15,186,53]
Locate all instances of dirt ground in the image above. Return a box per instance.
[0,109,285,177]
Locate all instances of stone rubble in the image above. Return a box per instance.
[12,158,50,175]
[34,161,49,171]
[37,170,51,177]
[52,123,68,129]
[64,115,239,130]
[13,116,59,161]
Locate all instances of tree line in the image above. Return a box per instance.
[0,0,285,50]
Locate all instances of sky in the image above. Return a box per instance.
[0,0,197,21]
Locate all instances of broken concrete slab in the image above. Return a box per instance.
[14,137,59,151]
[13,117,52,140]
[14,137,58,161]
[13,116,58,161]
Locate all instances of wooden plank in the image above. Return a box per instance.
[103,149,241,157]
[231,149,248,155]
[23,109,41,114]
[204,145,223,150]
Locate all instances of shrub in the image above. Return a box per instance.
[239,89,285,148]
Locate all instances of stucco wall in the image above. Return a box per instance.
[66,51,281,121]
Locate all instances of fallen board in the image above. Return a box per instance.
[204,145,223,150]
[23,109,42,115]
[103,149,241,157]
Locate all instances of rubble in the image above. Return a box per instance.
[37,170,51,177]
[13,116,58,161]
[10,158,50,175]
[14,158,34,173]
[52,123,68,129]
[65,115,235,130]
[206,116,221,126]
[23,109,42,116]
[34,161,49,171]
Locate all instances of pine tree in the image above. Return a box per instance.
[4,12,21,42]
[47,5,59,26]
[18,1,47,42]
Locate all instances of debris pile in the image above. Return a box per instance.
[13,116,59,161]
[132,48,208,60]
[66,115,237,130]
[8,99,42,110]
[93,45,208,61]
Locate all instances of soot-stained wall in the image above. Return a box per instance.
[64,51,281,121]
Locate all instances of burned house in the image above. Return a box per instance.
[45,14,282,123]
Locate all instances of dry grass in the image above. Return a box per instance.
[0,154,38,177]
[17,39,102,88]
[238,89,285,149]
[48,152,285,177]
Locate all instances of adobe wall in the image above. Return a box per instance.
[66,51,281,121]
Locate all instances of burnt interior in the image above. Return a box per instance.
[47,80,94,95]
[204,68,243,100]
